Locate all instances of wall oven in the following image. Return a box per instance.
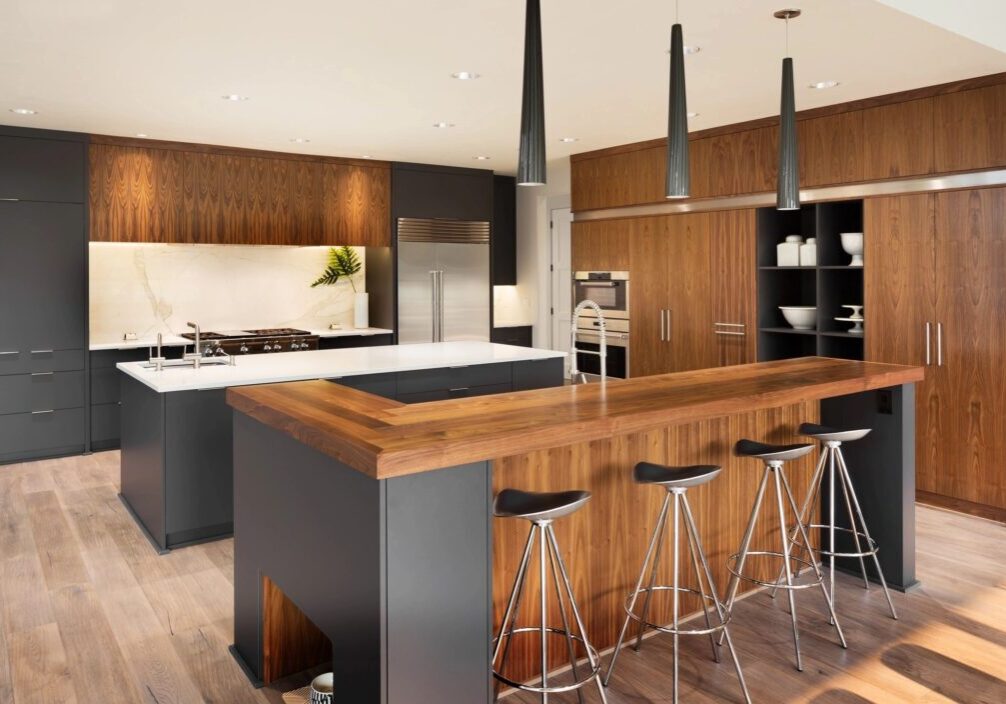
[573,271,629,320]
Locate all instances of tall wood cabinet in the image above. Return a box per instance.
[866,189,1006,515]
[628,209,755,376]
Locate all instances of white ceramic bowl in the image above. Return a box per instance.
[310,673,334,704]
[779,306,817,330]
[840,232,864,266]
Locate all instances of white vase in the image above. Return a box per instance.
[354,292,369,329]
[776,235,803,267]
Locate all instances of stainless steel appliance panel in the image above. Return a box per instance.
[397,241,439,344]
[573,271,630,320]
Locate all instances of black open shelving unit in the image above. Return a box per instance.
[756,199,865,361]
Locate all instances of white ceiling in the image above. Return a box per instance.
[2,0,1005,178]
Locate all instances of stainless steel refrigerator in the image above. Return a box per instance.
[397,217,491,343]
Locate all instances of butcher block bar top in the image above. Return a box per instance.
[226,356,924,479]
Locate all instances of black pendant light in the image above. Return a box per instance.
[665,3,690,199]
[518,0,546,186]
[775,9,801,211]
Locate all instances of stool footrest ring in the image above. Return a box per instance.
[726,550,822,589]
[790,524,880,559]
[621,585,730,636]
[492,627,601,694]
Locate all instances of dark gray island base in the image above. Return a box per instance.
[119,355,564,552]
[225,358,923,703]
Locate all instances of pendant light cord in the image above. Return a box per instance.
[675,0,679,23]
[785,15,790,57]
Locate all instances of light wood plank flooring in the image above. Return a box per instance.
[2,451,1005,703]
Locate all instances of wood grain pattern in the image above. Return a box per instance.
[862,99,935,180]
[627,216,670,377]
[710,209,757,366]
[570,219,633,271]
[691,128,777,199]
[492,400,821,683]
[261,576,331,684]
[89,141,390,246]
[933,188,1006,510]
[934,84,1006,173]
[226,358,924,479]
[864,194,941,498]
[798,111,865,187]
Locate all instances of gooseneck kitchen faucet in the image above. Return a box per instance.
[569,299,607,383]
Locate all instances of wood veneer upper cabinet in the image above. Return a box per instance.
[864,195,941,496]
[570,146,664,212]
[798,112,865,187]
[709,209,756,366]
[932,188,1006,509]
[934,84,1006,173]
[691,128,776,199]
[89,142,390,246]
[570,219,631,271]
[862,99,935,180]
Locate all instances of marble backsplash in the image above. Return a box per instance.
[89,243,366,342]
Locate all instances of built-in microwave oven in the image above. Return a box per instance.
[572,271,629,320]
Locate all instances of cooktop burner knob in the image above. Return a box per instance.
[239,345,249,353]
[263,344,272,351]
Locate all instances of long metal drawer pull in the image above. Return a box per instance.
[714,330,746,336]
[30,371,54,376]
[659,308,666,341]
[933,323,941,368]
[30,349,54,355]
[925,322,931,366]
[31,409,54,415]
[714,322,745,328]
[449,387,470,392]
[0,351,18,356]
[666,310,672,342]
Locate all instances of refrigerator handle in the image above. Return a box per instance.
[435,270,445,342]
[430,271,439,342]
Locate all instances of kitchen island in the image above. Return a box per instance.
[226,357,923,702]
[116,341,565,552]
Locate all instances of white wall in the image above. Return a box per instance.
[514,157,571,349]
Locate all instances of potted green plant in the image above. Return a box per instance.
[311,246,368,328]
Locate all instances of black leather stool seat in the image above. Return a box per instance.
[735,439,815,463]
[633,462,721,488]
[493,488,591,522]
[799,423,871,444]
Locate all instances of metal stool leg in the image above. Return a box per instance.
[770,446,828,599]
[836,448,898,620]
[634,501,669,652]
[772,464,804,671]
[538,523,549,702]
[546,537,585,704]
[681,495,752,704]
[683,493,721,664]
[493,525,536,702]
[718,466,771,648]
[546,526,609,704]
[778,468,847,650]
[670,493,681,702]
[835,447,871,592]
[605,492,671,685]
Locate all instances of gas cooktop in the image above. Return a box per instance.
[179,328,312,341]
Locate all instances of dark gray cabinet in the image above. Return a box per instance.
[90,348,164,450]
[391,163,493,221]
[492,175,517,286]
[0,134,86,203]
[0,130,87,464]
[491,325,533,348]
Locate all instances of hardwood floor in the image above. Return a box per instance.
[2,451,1005,703]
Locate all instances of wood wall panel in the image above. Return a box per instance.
[692,128,777,199]
[492,400,821,682]
[934,84,1006,173]
[570,146,665,212]
[88,141,390,246]
[862,99,934,180]
[798,111,865,187]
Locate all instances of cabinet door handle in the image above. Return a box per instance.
[30,371,53,377]
[660,309,666,342]
[30,349,54,355]
[714,330,746,337]
[0,351,18,356]
[449,387,470,392]
[666,310,672,343]
[925,322,931,366]
[714,322,745,328]
[937,322,943,367]
[31,409,54,415]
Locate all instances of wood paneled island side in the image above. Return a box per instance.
[226,357,923,702]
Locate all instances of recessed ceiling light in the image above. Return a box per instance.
[687,112,700,118]
[667,46,701,55]
[290,137,310,144]
[136,133,149,138]
[473,155,491,161]
[559,137,579,143]
[9,108,37,115]
[361,155,374,159]
[451,71,480,80]
[809,80,840,90]
[221,94,250,102]
[432,122,455,128]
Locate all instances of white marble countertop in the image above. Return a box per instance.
[90,327,395,351]
[117,341,566,393]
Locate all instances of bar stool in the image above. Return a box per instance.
[491,488,608,704]
[774,423,898,620]
[721,440,847,672]
[605,463,750,704]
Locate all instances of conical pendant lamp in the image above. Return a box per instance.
[665,9,690,198]
[518,0,546,186]
[775,9,801,211]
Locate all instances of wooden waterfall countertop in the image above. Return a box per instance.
[226,357,924,479]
